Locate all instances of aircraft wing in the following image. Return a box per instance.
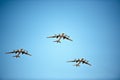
[5,52,14,54]
[5,50,17,54]
[85,62,92,66]
[21,51,32,56]
[47,36,57,38]
[25,53,32,56]
[67,59,77,62]
[67,60,75,62]
[82,61,92,66]
[64,36,73,41]
[47,34,60,38]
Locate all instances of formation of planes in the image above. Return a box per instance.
[67,58,91,67]
[4,33,91,67]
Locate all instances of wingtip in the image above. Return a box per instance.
[47,36,54,38]
[5,52,12,54]
[29,54,32,56]
[67,61,71,62]
[89,64,92,66]
[5,52,9,54]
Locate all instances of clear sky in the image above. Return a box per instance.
[0,0,120,79]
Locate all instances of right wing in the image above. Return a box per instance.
[67,60,75,62]
[67,59,77,62]
[5,50,18,54]
[5,50,17,54]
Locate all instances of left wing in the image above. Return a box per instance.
[22,51,32,56]
[63,36,72,41]
[82,60,92,66]
[5,52,15,54]
[84,62,92,66]
[25,53,32,56]
[67,59,78,62]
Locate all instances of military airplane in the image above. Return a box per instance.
[67,58,91,67]
[47,33,72,43]
[5,49,31,58]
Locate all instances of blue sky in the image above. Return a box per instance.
[0,0,120,79]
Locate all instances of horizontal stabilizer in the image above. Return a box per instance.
[13,55,20,58]
[53,40,61,43]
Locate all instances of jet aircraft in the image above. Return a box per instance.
[47,33,72,43]
[5,49,31,58]
[67,58,91,67]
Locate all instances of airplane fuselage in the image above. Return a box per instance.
[57,33,65,41]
